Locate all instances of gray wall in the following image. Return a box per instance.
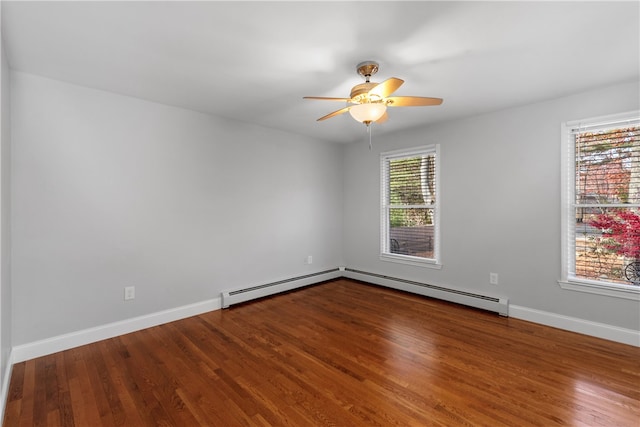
[343,80,640,330]
[11,71,344,345]
[8,69,640,347]
[0,16,12,387]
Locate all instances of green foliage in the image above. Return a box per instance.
[390,210,404,227]
[389,157,423,205]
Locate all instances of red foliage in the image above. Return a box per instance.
[588,211,640,259]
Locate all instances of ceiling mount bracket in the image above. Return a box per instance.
[356,61,379,83]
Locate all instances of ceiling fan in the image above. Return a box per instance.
[304,61,443,126]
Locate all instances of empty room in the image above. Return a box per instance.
[0,1,638,426]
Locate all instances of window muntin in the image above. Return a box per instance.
[562,112,640,295]
[381,145,440,267]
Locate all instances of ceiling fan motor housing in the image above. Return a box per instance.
[350,82,379,102]
[356,61,379,80]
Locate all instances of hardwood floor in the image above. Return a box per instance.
[3,279,639,426]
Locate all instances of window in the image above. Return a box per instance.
[560,111,640,299]
[380,145,440,267]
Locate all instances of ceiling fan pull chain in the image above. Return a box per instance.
[368,123,372,150]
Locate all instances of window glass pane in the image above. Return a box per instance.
[389,155,436,206]
[575,126,640,205]
[575,207,640,285]
[389,208,434,258]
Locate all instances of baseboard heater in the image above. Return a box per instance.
[343,268,509,316]
[221,268,341,308]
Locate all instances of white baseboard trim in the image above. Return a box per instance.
[509,305,640,347]
[343,268,509,316]
[0,349,14,424]
[8,280,640,365]
[221,268,342,308]
[12,297,222,363]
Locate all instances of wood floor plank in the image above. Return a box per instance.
[115,332,195,426]
[67,348,107,426]
[3,361,25,427]
[3,279,639,426]
[18,360,36,427]
[52,353,73,427]
[95,340,146,427]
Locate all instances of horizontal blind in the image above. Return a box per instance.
[575,121,640,206]
[388,154,436,207]
[569,113,640,134]
[382,145,438,261]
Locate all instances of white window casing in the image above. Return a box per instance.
[380,144,441,268]
[559,111,640,300]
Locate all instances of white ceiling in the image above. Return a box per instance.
[2,1,639,144]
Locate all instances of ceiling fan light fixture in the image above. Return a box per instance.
[303,61,442,128]
[349,103,387,123]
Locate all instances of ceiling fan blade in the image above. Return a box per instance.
[375,111,388,124]
[386,96,443,107]
[317,106,351,121]
[304,96,352,102]
[368,78,404,99]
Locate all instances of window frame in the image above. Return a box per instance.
[559,110,640,300]
[380,144,442,269]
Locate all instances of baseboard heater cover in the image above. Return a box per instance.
[221,268,341,308]
[344,268,509,316]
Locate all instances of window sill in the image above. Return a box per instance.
[380,253,442,269]
[558,279,640,300]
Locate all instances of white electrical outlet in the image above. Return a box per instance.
[307,255,313,265]
[489,273,499,285]
[124,286,135,300]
